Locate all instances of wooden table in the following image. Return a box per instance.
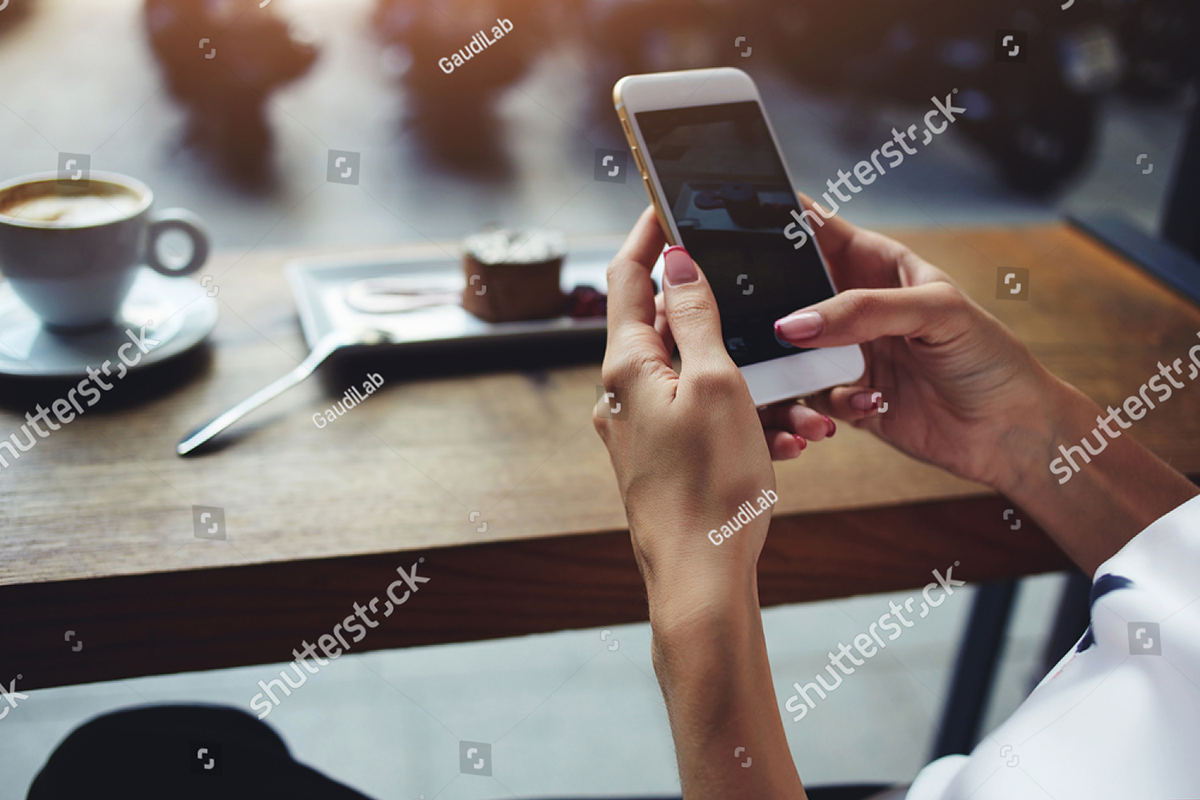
[3,223,1199,692]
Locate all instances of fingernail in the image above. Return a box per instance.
[774,310,823,341]
[663,245,698,286]
[822,415,837,437]
[794,434,807,451]
[849,391,879,413]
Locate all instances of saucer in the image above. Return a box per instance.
[0,268,218,378]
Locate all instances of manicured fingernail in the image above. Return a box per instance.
[850,391,880,413]
[822,415,837,437]
[774,310,823,341]
[663,245,698,286]
[794,434,807,451]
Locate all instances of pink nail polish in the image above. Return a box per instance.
[794,434,807,451]
[849,391,879,413]
[822,415,837,437]
[663,246,698,286]
[774,310,823,341]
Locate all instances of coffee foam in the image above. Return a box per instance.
[0,183,143,227]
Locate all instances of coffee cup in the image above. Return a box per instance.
[0,171,210,331]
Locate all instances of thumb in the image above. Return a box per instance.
[661,246,730,368]
[774,281,968,348]
[796,191,859,262]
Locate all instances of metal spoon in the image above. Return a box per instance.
[176,327,388,456]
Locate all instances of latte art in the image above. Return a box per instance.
[0,184,142,227]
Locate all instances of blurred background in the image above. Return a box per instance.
[0,0,1195,248]
[0,0,1196,797]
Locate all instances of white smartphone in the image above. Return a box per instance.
[613,67,865,406]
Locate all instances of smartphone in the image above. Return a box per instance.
[613,67,865,406]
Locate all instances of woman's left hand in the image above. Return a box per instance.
[593,208,829,613]
[595,208,812,800]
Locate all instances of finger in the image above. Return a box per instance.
[774,282,966,349]
[654,292,676,357]
[601,208,672,397]
[757,402,838,442]
[797,191,922,290]
[605,206,667,339]
[661,246,733,369]
[796,191,861,263]
[806,385,889,424]
[765,429,806,461]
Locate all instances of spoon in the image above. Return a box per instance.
[177,327,389,456]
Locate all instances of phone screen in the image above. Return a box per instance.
[635,100,835,367]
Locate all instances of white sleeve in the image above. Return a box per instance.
[906,494,1200,800]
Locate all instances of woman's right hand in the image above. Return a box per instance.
[772,197,1200,575]
[771,196,1063,493]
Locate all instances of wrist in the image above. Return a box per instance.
[990,365,1086,500]
[628,514,765,625]
[646,570,760,650]
[988,365,1198,574]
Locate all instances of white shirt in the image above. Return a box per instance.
[907,494,1200,800]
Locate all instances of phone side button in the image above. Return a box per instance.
[644,178,670,235]
[640,173,657,202]
[631,146,646,172]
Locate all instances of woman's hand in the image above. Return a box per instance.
[772,196,1059,491]
[649,295,837,463]
[772,197,1198,574]
[594,207,784,615]
[595,206,808,800]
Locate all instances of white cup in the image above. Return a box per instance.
[0,171,210,331]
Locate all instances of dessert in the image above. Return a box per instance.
[461,229,567,322]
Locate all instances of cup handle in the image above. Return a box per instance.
[146,209,210,277]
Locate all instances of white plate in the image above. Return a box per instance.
[285,247,619,352]
[0,268,218,378]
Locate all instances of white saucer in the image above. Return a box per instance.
[0,268,218,378]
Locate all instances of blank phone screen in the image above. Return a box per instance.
[636,100,835,367]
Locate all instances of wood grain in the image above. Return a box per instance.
[2,223,1198,690]
[2,496,1071,692]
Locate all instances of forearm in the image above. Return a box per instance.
[647,575,806,800]
[996,368,1199,576]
